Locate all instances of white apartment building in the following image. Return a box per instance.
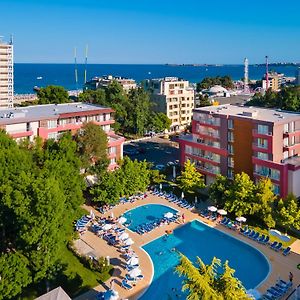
[145,77,194,131]
[0,37,13,108]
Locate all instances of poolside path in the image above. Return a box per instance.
[74,193,300,300]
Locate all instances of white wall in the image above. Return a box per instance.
[6,123,26,133]
[288,169,300,198]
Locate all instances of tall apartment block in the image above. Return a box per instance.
[262,72,285,91]
[0,37,13,108]
[179,104,300,198]
[144,77,194,131]
[0,102,124,170]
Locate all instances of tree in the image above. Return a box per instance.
[196,94,211,108]
[37,85,70,104]
[277,194,300,231]
[224,172,255,216]
[148,112,172,132]
[0,252,32,299]
[253,178,276,228]
[78,89,107,106]
[208,175,231,206]
[76,122,108,169]
[178,160,205,193]
[197,76,234,91]
[175,254,248,300]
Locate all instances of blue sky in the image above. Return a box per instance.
[1,0,300,64]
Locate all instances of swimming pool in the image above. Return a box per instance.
[140,220,270,299]
[123,204,178,232]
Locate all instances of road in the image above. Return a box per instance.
[123,136,180,166]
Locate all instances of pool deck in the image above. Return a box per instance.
[74,193,300,300]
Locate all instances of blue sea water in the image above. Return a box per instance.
[123,204,178,232]
[141,219,270,300]
[14,63,298,94]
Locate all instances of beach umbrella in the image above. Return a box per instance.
[164,212,174,219]
[269,229,282,237]
[103,289,119,300]
[217,209,227,215]
[208,206,217,212]
[279,235,291,242]
[172,165,176,179]
[124,238,134,246]
[119,232,129,241]
[102,224,112,231]
[128,268,142,278]
[181,192,184,199]
[118,216,127,225]
[127,256,139,266]
[236,216,247,223]
[90,210,95,219]
[246,289,261,300]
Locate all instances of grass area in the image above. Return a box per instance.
[20,245,113,300]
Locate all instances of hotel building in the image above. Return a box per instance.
[0,102,124,169]
[144,77,194,131]
[84,75,137,92]
[262,72,285,91]
[0,37,13,108]
[179,104,300,198]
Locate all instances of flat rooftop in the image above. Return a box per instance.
[194,104,300,123]
[0,102,112,125]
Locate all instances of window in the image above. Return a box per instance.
[283,137,289,147]
[257,124,269,135]
[284,123,289,133]
[228,131,234,142]
[273,184,280,195]
[48,120,57,128]
[289,122,295,132]
[283,151,289,159]
[109,147,116,154]
[48,132,58,140]
[110,158,116,164]
[257,138,268,149]
[227,168,234,179]
[228,119,234,129]
[228,144,234,154]
[257,152,268,160]
[228,157,234,167]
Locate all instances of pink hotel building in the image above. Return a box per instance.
[179,104,300,198]
[0,102,125,170]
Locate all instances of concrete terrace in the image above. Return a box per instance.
[74,194,300,300]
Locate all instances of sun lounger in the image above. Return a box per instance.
[122,279,133,290]
[257,234,265,243]
[221,217,228,225]
[274,242,282,252]
[282,247,291,256]
[125,274,137,282]
[270,241,278,249]
[251,232,260,240]
[262,292,276,300]
[126,264,139,271]
[261,236,270,245]
[248,231,255,239]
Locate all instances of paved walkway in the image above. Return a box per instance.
[74,193,300,300]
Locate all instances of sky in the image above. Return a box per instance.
[1,0,300,64]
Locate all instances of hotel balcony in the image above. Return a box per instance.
[185,152,220,165]
[7,127,33,139]
[283,129,300,137]
[283,142,300,151]
[252,129,273,137]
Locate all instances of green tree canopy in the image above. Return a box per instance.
[197,76,234,91]
[208,175,231,206]
[37,85,70,104]
[175,254,248,300]
[75,122,108,169]
[178,160,205,193]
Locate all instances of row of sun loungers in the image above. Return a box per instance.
[150,189,195,210]
[263,279,293,299]
[75,215,92,231]
[98,193,148,214]
[135,215,179,235]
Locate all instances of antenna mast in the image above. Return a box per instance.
[244,58,249,93]
[74,47,78,96]
[84,44,88,84]
[265,55,269,90]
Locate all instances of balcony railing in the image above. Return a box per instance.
[186,151,220,163]
[252,142,268,149]
[197,131,220,138]
[196,164,220,175]
[254,170,280,181]
[253,129,273,136]
[195,138,221,148]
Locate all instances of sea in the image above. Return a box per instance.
[14,63,299,94]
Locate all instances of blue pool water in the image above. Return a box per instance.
[141,220,270,300]
[123,204,178,232]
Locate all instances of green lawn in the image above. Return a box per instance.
[20,245,112,300]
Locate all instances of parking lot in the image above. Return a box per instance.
[123,136,180,167]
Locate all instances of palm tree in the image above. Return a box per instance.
[175,254,249,300]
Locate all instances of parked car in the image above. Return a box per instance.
[154,164,166,171]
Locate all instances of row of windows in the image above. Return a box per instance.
[185,145,220,163]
